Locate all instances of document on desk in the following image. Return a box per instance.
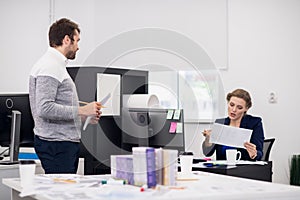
[209,123,252,148]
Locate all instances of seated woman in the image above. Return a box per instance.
[202,89,264,161]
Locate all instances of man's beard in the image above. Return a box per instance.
[66,50,76,60]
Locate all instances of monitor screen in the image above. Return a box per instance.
[0,94,34,147]
[122,108,185,154]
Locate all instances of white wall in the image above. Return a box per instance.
[0,0,49,93]
[221,0,300,184]
[1,0,300,184]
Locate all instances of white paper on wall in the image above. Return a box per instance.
[97,73,121,116]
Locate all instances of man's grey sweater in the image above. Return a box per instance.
[29,47,81,142]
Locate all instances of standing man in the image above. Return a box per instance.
[29,18,101,174]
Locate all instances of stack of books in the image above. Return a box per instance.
[132,147,156,187]
[111,155,134,185]
[162,149,178,186]
[111,147,178,188]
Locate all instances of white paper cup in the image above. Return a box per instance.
[19,160,36,188]
[226,149,241,165]
[180,155,193,175]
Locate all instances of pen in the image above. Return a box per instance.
[79,101,106,108]
[53,178,77,184]
[154,185,186,191]
[101,179,126,185]
[203,162,225,167]
[168,186,186,190]
[140,184,147,192]
[203,163,214,167]
[79,100,89,105]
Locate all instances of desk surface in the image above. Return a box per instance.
[3,172,300,200]
[191,161,272,182]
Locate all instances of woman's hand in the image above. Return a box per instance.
[202,129,212,137]
[244,142,257,159]
[202,129,213,147]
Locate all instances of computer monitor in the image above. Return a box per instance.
[122,108,185,154]
[0,94,35,148]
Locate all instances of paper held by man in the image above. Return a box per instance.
[209,123,252,148]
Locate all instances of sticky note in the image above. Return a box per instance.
[167,109,174,119]
[169,122,177,133]
[176,123,183,133]
[173,109,181,120]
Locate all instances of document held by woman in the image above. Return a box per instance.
[209,123,252,148]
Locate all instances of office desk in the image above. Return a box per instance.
[0,160,44,200]
[0,164,19,200]
[3,172,300,200]
[192,161,272,182]
[0,157,83,200]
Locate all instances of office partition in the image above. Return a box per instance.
[67,66,148,174]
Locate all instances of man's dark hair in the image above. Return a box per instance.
[48,18,80,47]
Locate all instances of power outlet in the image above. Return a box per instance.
[269,92,277,104]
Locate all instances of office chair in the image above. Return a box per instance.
[262,138,275,161]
